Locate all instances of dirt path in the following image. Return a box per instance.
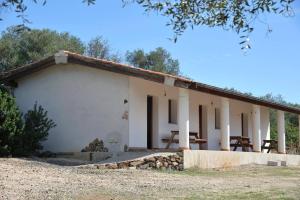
[0,158,300,200]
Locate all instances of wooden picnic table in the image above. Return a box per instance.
[261,139,278,153]
[230,136,253,152]
[162,130,207,150]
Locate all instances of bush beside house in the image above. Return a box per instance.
[0,88,56,157]
[0,88,23,156]
[13,103,56,156]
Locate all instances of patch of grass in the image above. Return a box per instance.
[80,186,300,200]
[80,166,300,200]
[259,167,300,177]
[158,167,253,177]
[160,166,300,178]
[186,188,300,200]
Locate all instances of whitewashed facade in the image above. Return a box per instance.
[13,62,272,153]
[2,51,297,154]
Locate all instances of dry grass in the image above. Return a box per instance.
[0,158,300,200]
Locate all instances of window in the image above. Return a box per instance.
[168,99,177,124]
[215,108,220,129]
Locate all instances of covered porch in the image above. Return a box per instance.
[176,88,299,154]
[128,76,300,154]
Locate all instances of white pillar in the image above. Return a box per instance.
[299,116,300,148]
[277,110,286,154]
[252,105,261,152]
[178,88,189,150]
[220,97,230,151]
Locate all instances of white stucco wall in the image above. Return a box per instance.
[14,64,129,152]
[129,77,179,148]
[189,90,220,150]
[14,64,271,152]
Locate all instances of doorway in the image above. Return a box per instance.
[147,96,153,149]
[241,113,248,137]
[199,105,203,139]
[199,105,208,150]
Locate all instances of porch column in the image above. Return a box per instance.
[178,88,189,150]
[252,105,261,152]
[220,97,230,151]
[299,116,300,148]
[277,110,286,154]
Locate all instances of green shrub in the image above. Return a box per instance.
[0,88,24,156]
[13,102,56,156]
[0,87,56,157]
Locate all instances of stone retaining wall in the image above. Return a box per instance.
[96,152,184,171]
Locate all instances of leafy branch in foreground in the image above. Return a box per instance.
[1,0,296,50]
[0,0,95,25]
[0,0,46,24]
[126,0,295,50]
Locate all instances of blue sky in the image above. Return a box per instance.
[1,0,300,103]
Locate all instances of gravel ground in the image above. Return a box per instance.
[1,158,300,200]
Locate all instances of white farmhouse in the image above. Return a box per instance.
[1,51,300,157]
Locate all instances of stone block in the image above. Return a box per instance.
[267,161,278,166]
[281,161,287,167]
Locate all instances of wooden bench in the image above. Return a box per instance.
[261,139,278,153]
[162,130,207,150]
[230,136,253,152]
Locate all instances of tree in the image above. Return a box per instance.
[0,88,24,156]
[126,47,180,75]
[1,0,295,49]
[0,26,85,71]
[12,102,56,156]
[0,87,56,157]
[86,36,121,62]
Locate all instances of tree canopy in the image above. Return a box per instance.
[0,0,296,49]
[126,47,180,75]
[0,26,180,75]
[0,26,121,71]
[0,88,23,156]
[0,26,85,71]
[86,36,121,62]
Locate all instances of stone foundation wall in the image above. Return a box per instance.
[97,152,184,171]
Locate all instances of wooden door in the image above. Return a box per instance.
[147,96,153,149]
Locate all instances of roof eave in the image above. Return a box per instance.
[0,55,56,84]
[1,51,299,115]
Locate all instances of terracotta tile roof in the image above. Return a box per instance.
[1,50,300,114]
